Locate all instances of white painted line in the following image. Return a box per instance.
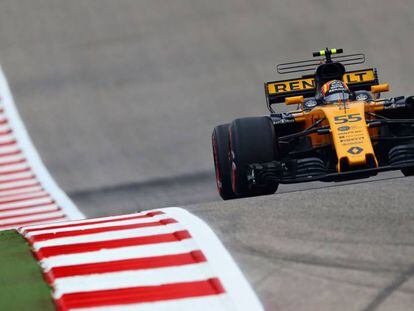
[0,124,11,132]
[0,190,47,203]
[0,179,38,190]
[0,171,33,182]
[0,154,24,165]
[53,262,215,298]
[20,211,161,232]
[0,204,59,217]
[79,295,233,311]
[0,185,43,197]
[0,135,15,144]
[0,146,21,156]
[26,213,171,237]
[2,222,49,231]
[41,239,199,270]
[0,211,65,225]
[0,163,29,173]
[72,295,235,311]
[0,169,33,180]
[33,222,184,250]
[0,197,54,210]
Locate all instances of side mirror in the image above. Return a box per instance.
[285,95,304,106]
[371,83,389,94]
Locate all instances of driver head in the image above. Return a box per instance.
[321,80,350,104]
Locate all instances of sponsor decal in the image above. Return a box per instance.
[338,126,351,132]
[304,99,318,109]
[267,69,376,95]
[268,78,315,94]
[383,102,406,110]
[343,70,375,84]
[347,146,363,155]
[273,118,295,125]
[356,93,369,101]
[324,80,347,94]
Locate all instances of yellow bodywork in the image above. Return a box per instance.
[314,102,377,172]
[291,101,387,172]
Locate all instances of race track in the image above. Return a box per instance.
[1,0,414,309]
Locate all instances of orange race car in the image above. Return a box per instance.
[212,48,414,200]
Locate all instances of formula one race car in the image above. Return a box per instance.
[212,48,414,200]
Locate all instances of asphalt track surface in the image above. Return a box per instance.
[1,1,414,309]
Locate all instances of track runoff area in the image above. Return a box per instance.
[0,68,262,310]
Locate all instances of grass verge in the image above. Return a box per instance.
[0,230,54,310]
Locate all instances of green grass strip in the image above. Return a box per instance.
[0,230,55,310]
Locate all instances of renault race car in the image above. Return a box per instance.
[212,48,414,200]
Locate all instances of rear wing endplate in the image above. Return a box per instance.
[265,68,379,106]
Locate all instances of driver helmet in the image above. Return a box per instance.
[321,80,351,103]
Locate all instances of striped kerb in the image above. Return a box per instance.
[20,211,234,310]
[0,68,84,230]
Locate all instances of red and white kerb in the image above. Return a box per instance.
[0,68,84,230]
[20,208,263,310]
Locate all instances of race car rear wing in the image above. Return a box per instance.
[265,68,379,107]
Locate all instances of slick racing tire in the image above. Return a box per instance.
[212,124,236,200]
[229,116,279,198]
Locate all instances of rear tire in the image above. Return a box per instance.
[229,116,279,197]
[212,124,236,200]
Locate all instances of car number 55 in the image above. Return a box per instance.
[334,114,362,124]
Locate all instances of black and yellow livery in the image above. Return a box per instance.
[212,48,414,200]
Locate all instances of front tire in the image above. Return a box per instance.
[389,143,414,176]
[229,116,279,198]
